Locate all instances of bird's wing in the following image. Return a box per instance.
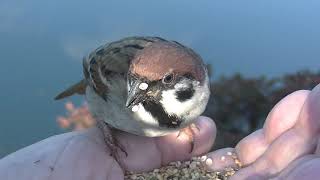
[55,36,165,100]
[83,36,166,98]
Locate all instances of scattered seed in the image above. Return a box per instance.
[131,105,139,112]
[230,152,243,168]
[139,83,148,90]
[189,162,197,169]
[234,159,243,168]
[201,155,207,161]
[206,158,213,166]
[124,157,238,180]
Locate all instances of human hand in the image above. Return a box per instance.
[204,84,320,179]
[99,116,216,179]
[0,115,216,180]
[55,103,217,179]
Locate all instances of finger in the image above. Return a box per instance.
[276,138,320,179]
[235,90,309,166]
[201,147,239,171]
[235,129,267,166]
[264,90,310,143]
[202,131,266,171]
[158,116,217,164]
[232,85,320,179]
[229,166,265,180]
[230,132,311,180]
[295,84,320,139]
[285,158,320,180]
[276,137,320,179]
[315,138,320,154]
[272,155,317,180]
[116,116,216,172]
[189,90,309,172]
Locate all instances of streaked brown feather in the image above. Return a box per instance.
[83,37,162,97]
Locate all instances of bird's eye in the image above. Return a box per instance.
[162,73,174,84]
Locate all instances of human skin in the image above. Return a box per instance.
[205,84,320,180]
[0,116,216,180]
[0,84,319,180]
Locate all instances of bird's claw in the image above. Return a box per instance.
[96,120,128,170]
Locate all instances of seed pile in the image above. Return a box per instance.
[125,157,240,180]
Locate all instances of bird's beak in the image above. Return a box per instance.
[126,79,146,109]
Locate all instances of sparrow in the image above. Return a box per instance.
[55,36,210,162]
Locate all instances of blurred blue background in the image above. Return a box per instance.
[0,0,319,157]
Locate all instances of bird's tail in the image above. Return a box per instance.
[54,79,87,100]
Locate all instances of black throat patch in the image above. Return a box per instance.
[142,100,182,128]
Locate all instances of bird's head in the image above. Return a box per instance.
[126,41,210,129]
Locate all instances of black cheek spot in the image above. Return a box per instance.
[176,88,195,102]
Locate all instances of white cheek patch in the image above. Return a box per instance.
[160,89,195,117]
[133,103,159,126]
[160,77,210,121]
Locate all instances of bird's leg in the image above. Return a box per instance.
[96,120,128,169]
[177,123,200,153]
[108,127,128,157]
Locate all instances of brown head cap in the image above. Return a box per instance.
[130,41,206,82]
